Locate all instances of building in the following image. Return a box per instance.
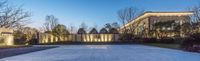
[0,28,14,45]
[120,11,193,39]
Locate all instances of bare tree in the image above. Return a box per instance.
[111,22,120,29]
[188,5,200,33]
[0,1,30,28]
[104,23,112,31]
[118,7,141,25]
[79,22,88,32]
[118,7,143,33]
[191,6,200,23]
[43,15,58,32]
[93,23,98,31]
[104,22,120,32]
[69,25,76,34]
[118,7,144,41]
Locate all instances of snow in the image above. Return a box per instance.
[1,45,200,61]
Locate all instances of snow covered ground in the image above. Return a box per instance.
[0,45,200,61]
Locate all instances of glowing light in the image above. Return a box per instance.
[101,34,104,42]
[5,35,14,45]
[51,35,54,42]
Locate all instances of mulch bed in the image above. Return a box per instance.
[0,45,58,59]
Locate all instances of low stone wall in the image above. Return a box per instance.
[39,34,119,44]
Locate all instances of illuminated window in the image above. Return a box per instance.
[162,27,166,30]
[167,27,171,30]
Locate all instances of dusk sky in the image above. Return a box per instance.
[8,0,200,29]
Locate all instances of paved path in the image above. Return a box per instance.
[0,45,200,61]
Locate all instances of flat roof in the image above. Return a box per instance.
[120,11,193,29]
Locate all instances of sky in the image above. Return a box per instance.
[8,0,200,30]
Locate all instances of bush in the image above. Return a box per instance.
[157,37,175,43]
[14,38,26,45]
[141,38,157,43]
[141,37,175,43]
[181,33,200,52]
[119,34,135,42]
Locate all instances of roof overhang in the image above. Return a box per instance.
[120,12,193,29]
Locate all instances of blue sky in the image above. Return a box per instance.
[8,0,200,29]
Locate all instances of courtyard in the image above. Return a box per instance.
[0,45,200,61]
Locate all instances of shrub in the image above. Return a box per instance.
[119,34,135,42]
[142,38,157,43]
[157,37,175,43]
[181,33,200,52]
[141,37,175,43]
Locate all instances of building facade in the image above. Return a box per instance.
[120,12,193,39]
[0,28,14,45]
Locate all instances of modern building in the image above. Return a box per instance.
[120,11,193,39]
